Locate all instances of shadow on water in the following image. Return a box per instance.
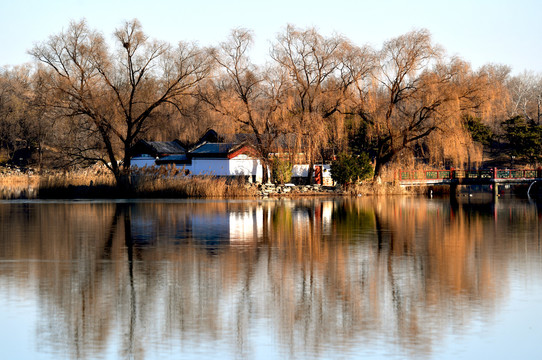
[0,197,541,359]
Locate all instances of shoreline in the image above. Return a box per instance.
[0,172,413,200]
[4,171,534,200]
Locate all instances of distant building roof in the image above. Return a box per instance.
[195,129,220,145]
[156,154,190,165]
[190,142,258,159]
[131,140,185,158]
[191,143,238,155]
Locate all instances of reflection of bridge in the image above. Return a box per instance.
[398,168,542,196]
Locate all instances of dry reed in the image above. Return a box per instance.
[0,173,40,199]
[133,165,257,198]
[343,182,407,196]
[1,164,257,199]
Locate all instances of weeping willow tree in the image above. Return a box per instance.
[270,25,373,183]
[345,29,491,177]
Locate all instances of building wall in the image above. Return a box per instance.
[131,156,158,169]
[291,164,334,185]
[191,155,263,182]
[133,153,312,184]
[229,158,263,181]
[191,158,228,176]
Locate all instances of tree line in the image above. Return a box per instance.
[1,19,541,184]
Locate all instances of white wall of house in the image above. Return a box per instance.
[292,164,310,177]
[191,158,227,176]
[191,154,263,182]
[292,164,334,185]
[130,153,354,185]
[230,156,263,181]
[131,156,157,169]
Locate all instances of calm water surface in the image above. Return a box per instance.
[1,197,541,359]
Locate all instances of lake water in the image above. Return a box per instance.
[1,197,541,359]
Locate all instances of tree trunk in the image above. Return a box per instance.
[306,139,314,185]
[373,159,384,179]
[116,168,133,194]
[307,159,314,185]
[262,160,269,184]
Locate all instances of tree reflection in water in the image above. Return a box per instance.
[0,198,541,359]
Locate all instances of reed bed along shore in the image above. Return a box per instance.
[0,168,258,199]
[0,166,415,199]
[132,174,257,198]
[0,171,39,199]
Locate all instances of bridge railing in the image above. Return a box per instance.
[495,169,538,179]
[399,169,452,181]
[398,168,541,182]
[454,170,493,179]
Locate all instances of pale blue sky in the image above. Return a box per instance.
[1,0,541,74]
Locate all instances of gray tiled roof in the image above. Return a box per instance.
[146,141,185,154]
[156,154,190,164]
[190,143,239,155]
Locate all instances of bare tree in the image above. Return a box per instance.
[0,65,51,167]
[201,28,287,182]
[31,19,212,184]
[507,70,542,123]
[270,25,349,183]
[0,67,24,160]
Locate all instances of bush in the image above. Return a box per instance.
[272,157,293,184]
[502,115,542,163]
[463,115,493,145]
[331,153,373,185]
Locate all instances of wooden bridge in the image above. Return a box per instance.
[397,168,542,197]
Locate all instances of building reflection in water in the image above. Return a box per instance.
[0,198,541,359]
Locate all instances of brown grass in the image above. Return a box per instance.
[343,181,425,196]
[0,163,246,199]
[39,172,116,187]
[130,164,256,198]
[0,172,39,199]
[133,174,257,198]
[0,165,258,199]
[35,171,117,198]
[0,173,39,187]
[2,163,431,199]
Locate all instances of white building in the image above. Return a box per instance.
[133,141,264,183]
[129,134,334,185]
[188,142,263,183]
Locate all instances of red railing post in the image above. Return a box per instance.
[493,167,497,179]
